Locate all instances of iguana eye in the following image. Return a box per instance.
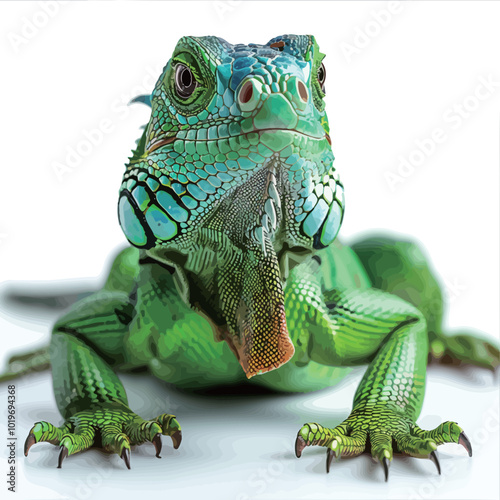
[317,62,326,92]
[175,64,197,98]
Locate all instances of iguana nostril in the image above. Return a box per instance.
[298,80,308,102]
[239,81,254,104]
[237,79,262,113]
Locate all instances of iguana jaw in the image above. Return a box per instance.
[146,128,331,155]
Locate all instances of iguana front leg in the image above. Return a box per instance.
[24,250,181,468]
[291,285,472,480]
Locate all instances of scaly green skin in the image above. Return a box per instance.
[12,34,499,478]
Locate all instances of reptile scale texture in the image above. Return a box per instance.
[4,34,499,479]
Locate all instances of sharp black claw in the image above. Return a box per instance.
[24,435,36,457]
[121,447,131,469]
[57,446,68,469]
[295,435,306,459]
[326,448,334,473]
[429,451,441,475]
[458,432,472,457]
[152,433,162,458]
[171,430,182,450]
[382,457,390,482]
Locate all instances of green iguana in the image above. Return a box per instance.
[3,34,498,480]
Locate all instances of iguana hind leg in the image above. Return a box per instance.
[351,235,499,370]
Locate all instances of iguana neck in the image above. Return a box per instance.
[146,158,303,377]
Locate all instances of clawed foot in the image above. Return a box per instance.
[295,409,471,481]
[25,403,181,469]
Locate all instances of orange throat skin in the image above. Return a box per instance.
[222,304,296,379]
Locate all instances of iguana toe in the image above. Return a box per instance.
[458,431,472,457]
[25,406,181,468]
[155,413,182,449]
[24,434,36,456]
[296,411,471,480]
[295,435,306,458]
[120,447,131,470]
[381,456,390,482]
[57,446,68,469]
[429,450,441,474]
[25,421,70,456]
[171,429,182,449]
[408,421,471,456]
[326,448,335,473]
[152,433,162,458]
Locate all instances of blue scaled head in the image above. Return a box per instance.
[118,34,344,258]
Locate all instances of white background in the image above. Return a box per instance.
[0,2,499,500]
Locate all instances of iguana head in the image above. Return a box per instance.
[118,35,344,378]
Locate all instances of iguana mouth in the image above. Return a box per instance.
[147,129,330,153]
[254,128,331,144]
[147,136,177,152]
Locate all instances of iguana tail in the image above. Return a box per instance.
[0,346,50,382]
[0,280,97,383]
